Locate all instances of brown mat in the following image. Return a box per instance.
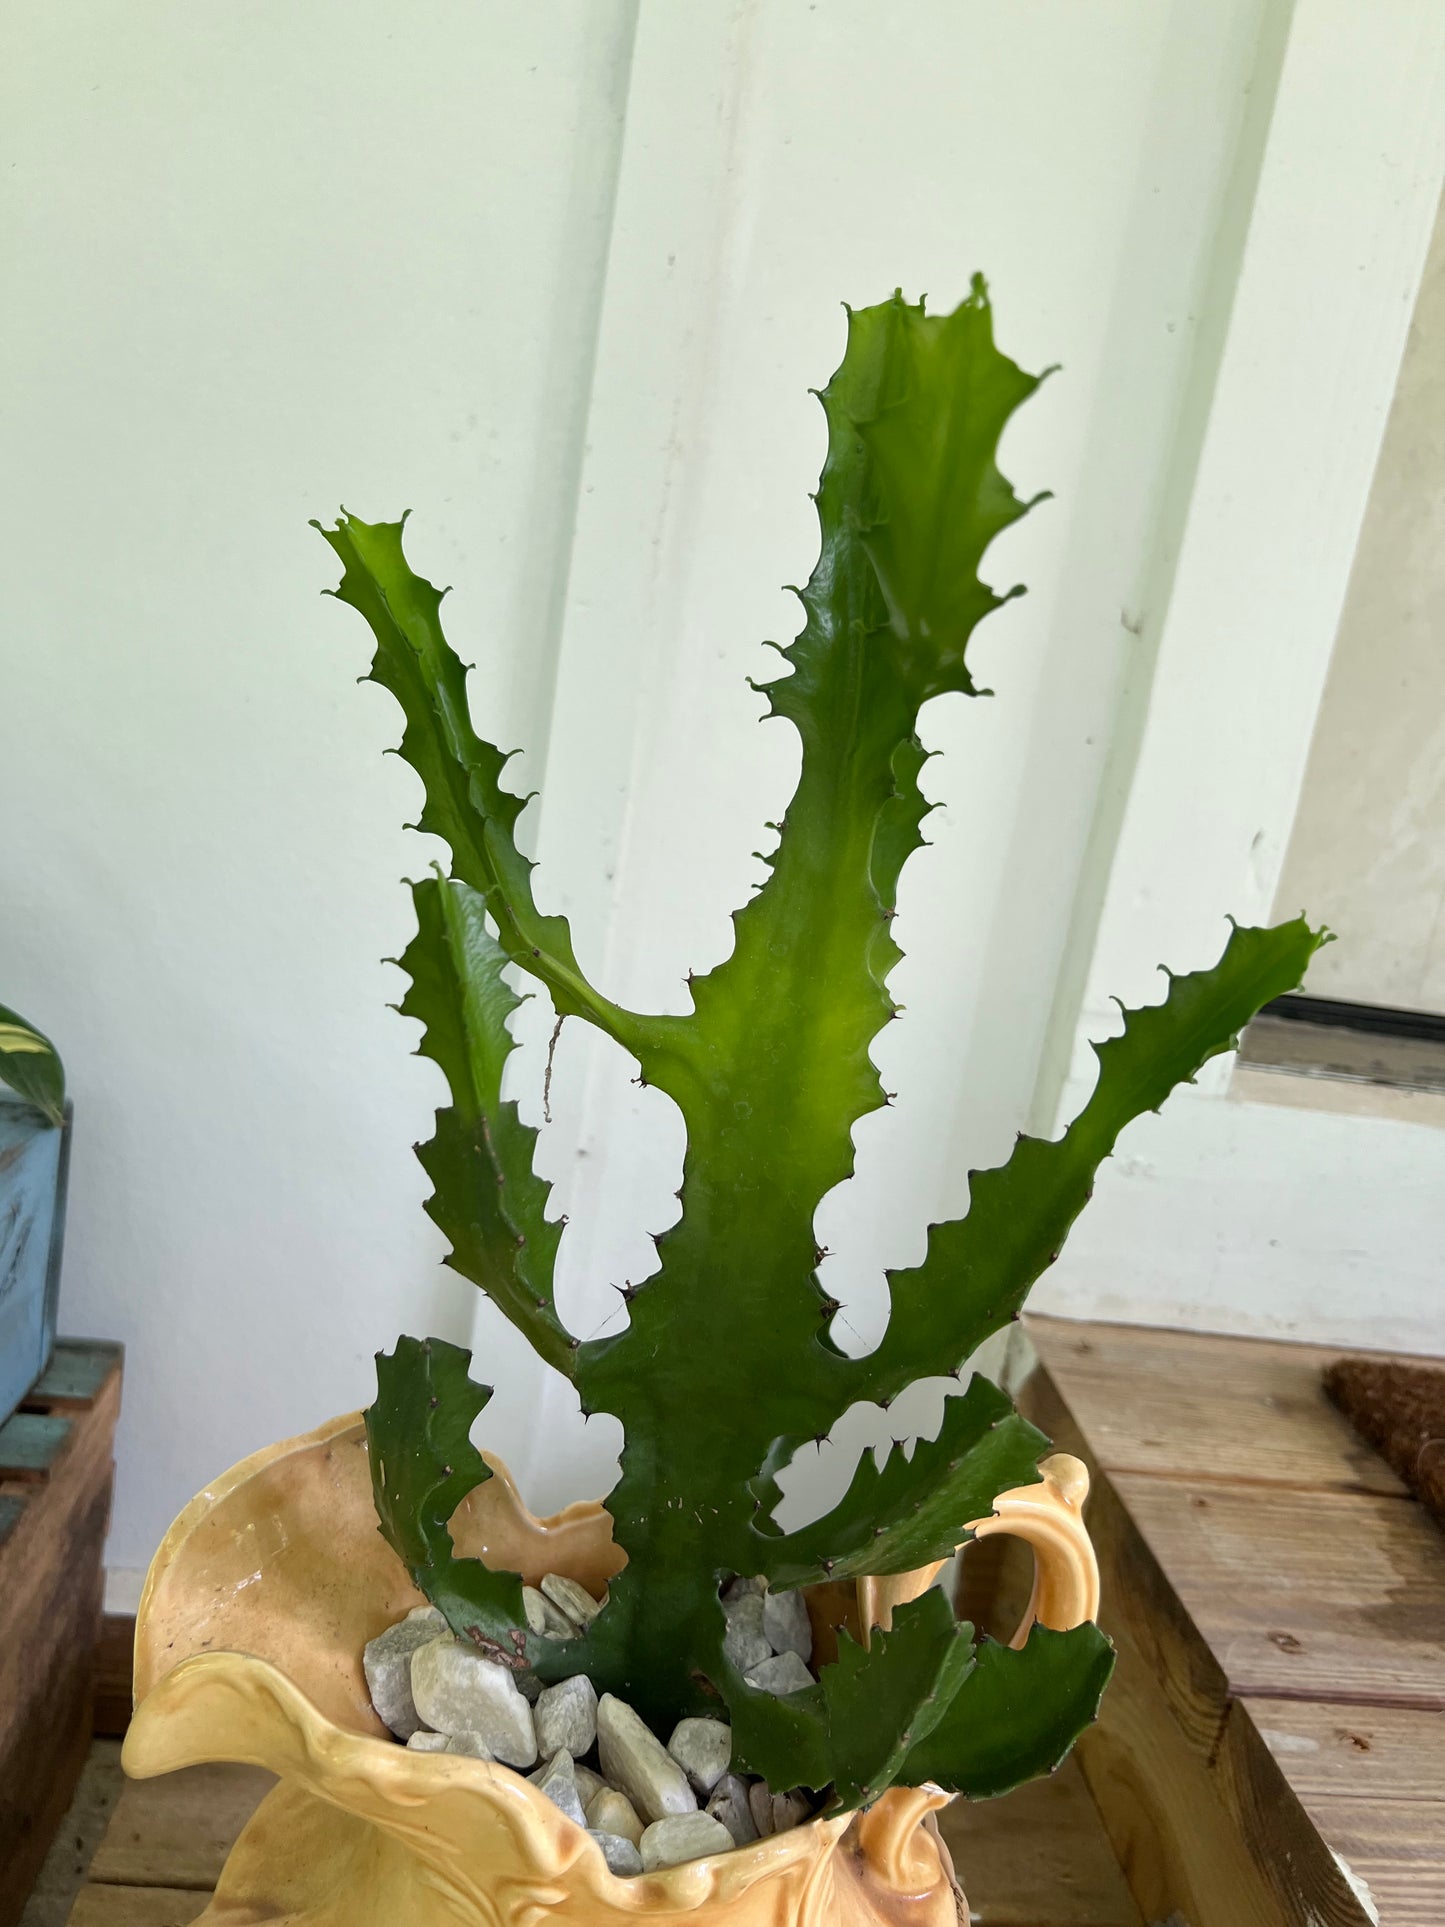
[1323,1356,1445,1526]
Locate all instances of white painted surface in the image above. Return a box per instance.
[1274,191,1445,1015]
[512,0,1276,1511]
[2,0,1441,1586]
[0,0,638,1566]
[1038,1,1445,1352]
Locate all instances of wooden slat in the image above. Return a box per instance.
[0,1409,73,1479]
[89,1764,274,1888]
[1302,1796,1445,1926]
[1242,1695,1445,1800]
[1113,1473,1445,1709]
[1019,1345,1380,1926]
[1,1362,119,1927]
[941,1756,1144,1926]
[25,1340,125,1410]
[0,1491,24,1548]
[1025,1316,1412,1497]
[1020,1318,1445,1927]
[93,1611,136,1738]
[68,1890,209,1927]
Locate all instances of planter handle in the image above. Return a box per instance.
[856,1452,1101,1645]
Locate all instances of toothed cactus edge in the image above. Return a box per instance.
[317,279,1326,1812]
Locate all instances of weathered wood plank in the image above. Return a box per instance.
[24,1340,125,1410]
[1303,1795,1445,1927]
[941,1755,1144,1926]
[93,1611,136,1738]
[1242,1695,1445,1800]
[0,1409,72,1479]
[1113,1473,1445,1709]
[1025,1315,1413,1497]
[89,1764,275,1889]
[1019,1350,1378,1926]
[1,1362,119,1927]
[68,1889,209,1927]
[0,1490,24,1548]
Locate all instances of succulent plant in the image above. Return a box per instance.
[0,1001,64,1127]
[319,279,1324,1812]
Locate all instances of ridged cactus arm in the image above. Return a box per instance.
[570,291,1054,1716]
[897,1622,1116,1800]
[315,512,687,1080]
[367,1337,530,1658]
[335,273,1329,1815]
[747,1378,1049,1588]
[399,875,574,1376]
[845,915,1329,1411]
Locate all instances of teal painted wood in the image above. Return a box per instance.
[23,1339,122,1408]
[0,1492,24,1548]
[0,1098,72,1426]
[0,1410,72,1478]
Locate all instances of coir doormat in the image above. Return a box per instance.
[1324,1356,1445,1528]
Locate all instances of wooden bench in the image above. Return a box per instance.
[1019,1316,1445,1927]
[1,1341,122,1927]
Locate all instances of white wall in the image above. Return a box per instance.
[0,0,638,1575]
[3,0,1437,1591]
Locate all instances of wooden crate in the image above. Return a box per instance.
[1019,1316,1445,1927]
[1,1341,122,1927]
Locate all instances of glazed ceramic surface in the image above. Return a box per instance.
[125,1412,1098,1927]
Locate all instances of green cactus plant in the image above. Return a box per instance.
[318,278,1325,1813]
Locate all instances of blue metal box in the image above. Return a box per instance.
[0,1097,71,1426]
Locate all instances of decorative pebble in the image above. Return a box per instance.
[589,1829,644,1876]
[532,1748,587,1826]
[444,1730,495,1760]
[410,1636,538,1768]
[523,1585,573,1639]
[517,1670,543,1704]
[762,1587,813,1663]
[586,1785,644,1848]
[744,1651,815,1697]
[640,1811,736,1871]
[536,1673,598,1758]
[748,1779,774,1838]
[667,1717,732,1796]
[540,1572,605,1629]
[771,1789,812,1834]
[363,1605,447,1739]
[407,1729,448,1751]
[705,1772,759,1846]
[722,1591,771,1675]
[722,1574,766,1602]
[597,1693,698,1823]
[573,1760,606,1805]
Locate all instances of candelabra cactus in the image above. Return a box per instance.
[319,279,1324,1815]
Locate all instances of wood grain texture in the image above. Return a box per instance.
[93,1613,135,1739]
[1113,1473,1445,1709]
[1,1352,120,1927]
[88,1764,276,1889]
[1241,1694,1445,1799]
[1014,1321,1434,1927]
[24,1342,126,1411]
[0,1410,73,1479]
[1025,1315,1411,1497]
[68,1890,209,1927]
[940,1756,1144,1926]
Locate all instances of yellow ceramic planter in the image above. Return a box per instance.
[124,1412,1099,1926]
